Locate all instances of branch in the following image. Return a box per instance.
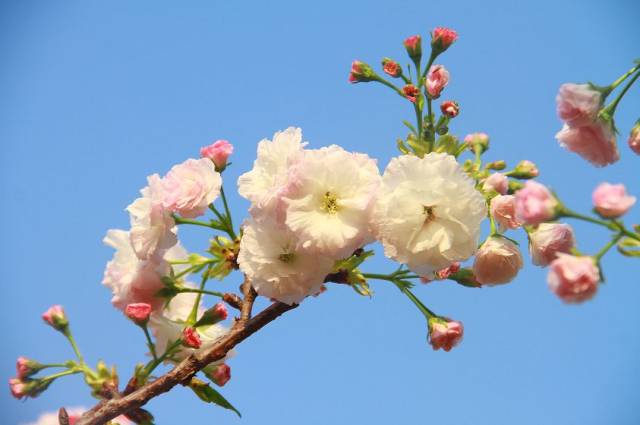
[75,300,297,425]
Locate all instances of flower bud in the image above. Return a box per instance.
[42,305,68,332]
[482,172,508,195]
[348,60,376,84]
[9,378,50,400]
[464,132,489,152]
[514,181,559,225]
[592,182,636,218]
[402,84,420,104]
[403,35,422,62]
[547,254,599,303]
[125,303,152,326]
[485,160,506,170]
[431,27,458,54]
[628,123,640,155]
[205,363,231,387]
[182,327,202,349]
[16,357,43,379]
[440,100,459,118]
[425,64,450,98]
[509,160,539,179]
[195,302,228,327]
[9,378,27,399]
[381,58,402,78]
[529,223,575,266]
[200,140,233,171]
[473,236,523,285]
[491,194,522,231]
[435,262,460,280]
[428,317,464,352]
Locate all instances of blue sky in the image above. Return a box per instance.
[1,1,639,424]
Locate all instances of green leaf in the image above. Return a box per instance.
[402,120,418,136]
[188,377,242,417]
[434,134,459,155]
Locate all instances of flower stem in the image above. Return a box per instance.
[143,339,183,377]
[391,280,436,319]
[142,325,158,362]
[219,186,237,239]
[173,216,215,229]
[40,368,82,383]
[605,63,640,95]
[178,287,225,298]
[603,67,640,116]
[595,233,624,261]
[187,264,214,324]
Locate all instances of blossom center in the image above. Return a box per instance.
[278,252,295,263]
[423,205,437,223]
[321,191,339,214]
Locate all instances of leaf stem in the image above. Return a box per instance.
[142,325,158,362]
[188,264,214,324]
[595,233,624,261]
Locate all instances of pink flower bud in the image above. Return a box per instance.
[529,223,575,266]
[206,363,231,387]
[556,83,602,127]
[196,302,228,326]
[490,194,522,231]
[514,181,558,225]
[482,173,508,195]
[464,132,489,152]
[125,303,152,325]
[628,123,640,155]
[403,35,422,60]
[349,60,375,84]
[431,27,458,53]
[473,236,523,285]
[182,327,202,349]
[555,120,619,167]
[9,378,27,399]
[200,140,233,171]
[511,160,539,178]
[592,182,636,218]
[435,262,460,280]
[16,357,42,379]
[547,254,599,304]
[440,100,459,117]
[428,318,463,352]
[382,58,402,78]
[42,305,68,332]
[402,84,420,103]
[425,64,450,98]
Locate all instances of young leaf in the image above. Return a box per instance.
[188,377,241,417]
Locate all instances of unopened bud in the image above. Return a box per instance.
[428,317,464,352]
[473,236,523,285]
[16,357,43,379]
[485,160,506,170]
[182,327,202,349]
[125,303,152,326]
[510,160,539,179]
[628,122,640,155]
[348,60,376,83]
[403,35,422,62]
[431,27,458,54]
[381,58,402,78]
[195,302,228,327]
[9,378,50,400]
[440,100,459,118]
[402,84,420,104]
[464,132,489,152]
[42,305,68,332]
[200,140,233,172]
[205,363,231,387]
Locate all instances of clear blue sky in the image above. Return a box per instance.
[1,1,639,424]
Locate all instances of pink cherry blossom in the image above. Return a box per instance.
[182,327,202,348]
[529,223,575,266]
[160,158,222,218]
[200,140,234,170]
[9,378,27,399]
[491,194,522,231]
[125,303,152,325]
[42,305,67,331]
[403,35,422,58]
[425,64,450,98]
[382,58,402,78]
[547,254,599,304]
[431,27,458,51]
[440,100,459,117]
[555,121,619,167]
[514,181,558,225]
[483,173,508,195]
[473,236,523,285]
[556,83,602,127]
[402,84,420,103]
[592,182,636,218]
[429,318,463,352]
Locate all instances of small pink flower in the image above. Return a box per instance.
[429,318,463,352]
[349,60,374,83]
[592,182,636,218]
[213,302,228,321]
[160,158,221,218]
[512,160,539,178]
[9,378,27,399]
[382,58,402,78]
[403,35,422,59]
[440,100,459,117]
[207,363,231,387]
[402,84,420,103]
[42,305,68,331]
[425,64,450,98]
[529,223,575,266]
[514,180,558,225]
[464,132,489,151]
[556,83,602,127]
[491,195,522,231]
[435,262,460,280]
[483,173,508,195]
[628,124,640,155]
[555,121,619,167]
[199,302,228,325]
[125,303,152,325]
[16,357,41,379]
[547,254,599,304]
[200,140,233,171]
[473,236,523,285]
[431,27,458,52]
[182,327,202,349]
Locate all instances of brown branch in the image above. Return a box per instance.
[75,300,297,425]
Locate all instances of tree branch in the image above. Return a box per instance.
[74,300,297,425]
